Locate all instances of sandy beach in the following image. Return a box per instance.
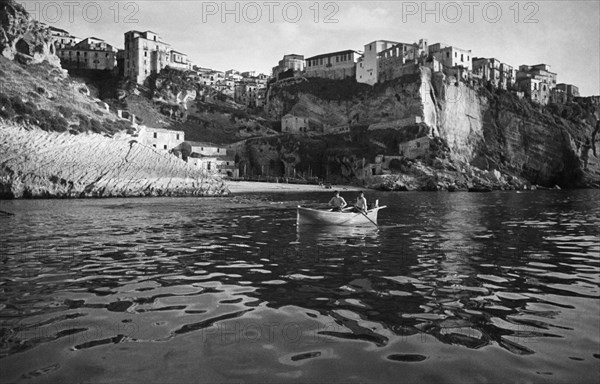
[225,180,363,194]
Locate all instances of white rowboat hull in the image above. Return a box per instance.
[296,206,386,226]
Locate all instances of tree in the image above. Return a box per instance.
[180,141,192,162]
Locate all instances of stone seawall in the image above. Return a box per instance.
[0,121,229,198]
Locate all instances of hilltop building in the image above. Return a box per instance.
[472,57,515,90]
[57,37,118,71]
[428,43,472,72]
[305,50,362,80]
[234,79,258,107]
[551,83,580,104]
[377,39,428,83]
[355,40,398,85]
[516,64,557,104]
[272,54,305,80]
[48,26,81,49]
[124,30,191,85]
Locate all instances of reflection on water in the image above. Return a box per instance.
[296,224,380,247]
[0,191,599,383]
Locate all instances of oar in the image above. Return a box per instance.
[357,209,378,228]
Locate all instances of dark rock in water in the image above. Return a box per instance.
[468,186,493,193]
[387,354,428,362]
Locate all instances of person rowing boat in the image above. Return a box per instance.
[328,190,347,212]
[353,191,367,213]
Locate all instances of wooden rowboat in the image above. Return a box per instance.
[296,205,386,226]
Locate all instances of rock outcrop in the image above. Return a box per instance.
[261,68,600,189]
[0,0,61,67]
[0,121,229,198]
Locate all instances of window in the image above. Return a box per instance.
[176,134,180,140]
[153,132,157,138]
[446,52,449,58]
[164,145,167,149]
[461,54,464,61]
[153,144,156,148]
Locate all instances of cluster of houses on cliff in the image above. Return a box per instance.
[48,25,581,112]
[48,27,269,108]
[271,38,579,105]
[47,25,583,177]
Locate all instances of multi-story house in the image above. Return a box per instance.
[49,26,81,49]
[57,37,118,71]
[169,50,190,71]
[472,57,515,90]
[186,142,237,177]
[234,79,258,107]
[272,54,305,79]
[124,30,190,85]
[305,49,362,80]
[356,40,398,85]
[551,83,580,104]
[137,126,185,151]
[376,39,428,83]
[428,43,473,71]
[516,64,557,104]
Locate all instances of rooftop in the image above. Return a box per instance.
[305,49,362,61]
[187,141,226,148]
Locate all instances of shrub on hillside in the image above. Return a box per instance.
[0,93,16,119]
[77,114,90,131]
[90,118,104,133]
[57,105,74,119]
[31,109,69,132]
[0,104,15,119]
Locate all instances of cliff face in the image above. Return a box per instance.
[261,68,600,189]
[0,121,228,198]
[428,72,599,187]
[0,0,61,67]
[0,2,229,199]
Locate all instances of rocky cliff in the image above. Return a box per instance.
[0,0,229,198]
[258,68,600,190]
[0,0,61,67]
[0,121,228,198]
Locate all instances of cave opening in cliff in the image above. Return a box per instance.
[15,39,31,56]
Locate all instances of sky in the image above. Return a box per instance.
[20,0,600,96]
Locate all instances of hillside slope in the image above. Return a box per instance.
[0,0,228,198]
[0,121,227,198]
